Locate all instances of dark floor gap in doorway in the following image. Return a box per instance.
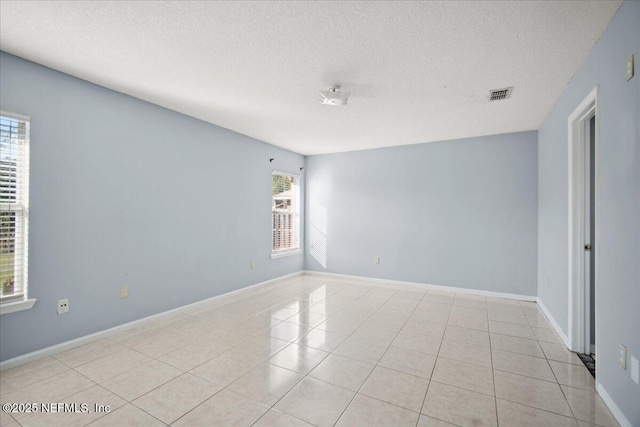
[578,353,596,378]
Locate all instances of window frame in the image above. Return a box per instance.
[0,110,35,315]
[271,170,301,259]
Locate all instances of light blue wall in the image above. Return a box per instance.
[305,132,538,297]
[0,52,305,361]
[537,0,639,424]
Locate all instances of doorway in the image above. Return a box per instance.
[587,115,596,358]
[568,87,598,376]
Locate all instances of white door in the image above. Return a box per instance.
[583,115,596,356]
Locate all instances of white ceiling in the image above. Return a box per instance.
[0,1,621,155]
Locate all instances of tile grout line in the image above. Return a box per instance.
[169,283,338,427]
[548,349,581,423]
[247,280,388,426]
[101,280,333,426]
[330,286,433,426]
[488,298,512,427]
[415,290,457,427]
[330,287,408,426]
[495,300,585,423]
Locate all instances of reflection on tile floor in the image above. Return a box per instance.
[0,275,620,426]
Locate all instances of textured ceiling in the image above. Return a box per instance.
[0,1,622,155]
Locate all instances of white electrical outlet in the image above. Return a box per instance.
[120,286,129,299]
[631,356,639,385]
[620,345,627,369]
[374,257,380,264]
[250,261,256,269]
[57,299,69,314]
[627,54,634,81]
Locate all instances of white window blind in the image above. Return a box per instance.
[0,112,30,303]
[272,171,299,254]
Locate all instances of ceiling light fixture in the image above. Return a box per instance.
[319,85,350,106]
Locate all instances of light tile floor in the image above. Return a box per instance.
[0,275,620,427]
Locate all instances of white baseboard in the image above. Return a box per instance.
[535,297,571,348]
[304,270,537,302]
[0,271,303,371]
[596,382,633,427]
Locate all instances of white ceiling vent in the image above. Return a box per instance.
[489,87,513,101]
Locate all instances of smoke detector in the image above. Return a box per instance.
[319,85,350,106]
[489,87,513,101]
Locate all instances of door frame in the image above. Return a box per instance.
[567,86,599,360]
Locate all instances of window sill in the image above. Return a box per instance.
[0,298,37,315]
[271,249,301,259]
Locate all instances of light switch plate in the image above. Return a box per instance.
[620,345,627,369]
[627,54,634,81]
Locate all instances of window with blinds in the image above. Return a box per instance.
[272,171,300,255]
[0,112,29,303]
